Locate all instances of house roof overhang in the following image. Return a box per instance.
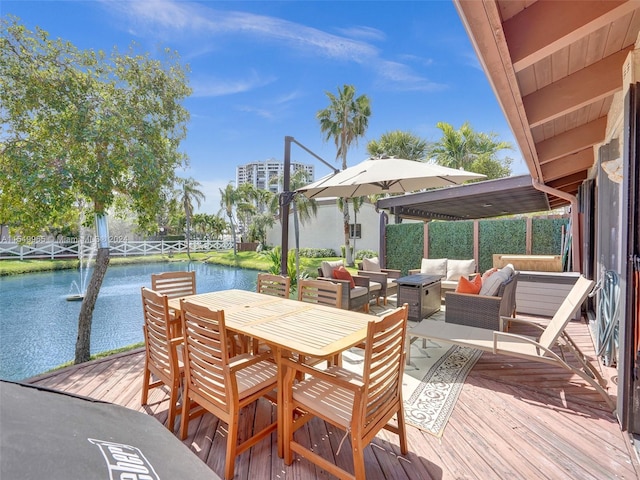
[453,0,640,206]
[378,1,640,221]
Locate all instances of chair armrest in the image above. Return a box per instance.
[408,269,420,275]
[445,292,502,329]
[228,351,274,372]
[357,270,389,284]
[352,275,370,288]
[280,358,364,391]
[381,268,402,279]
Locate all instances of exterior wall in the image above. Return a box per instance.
[266,199,395,255]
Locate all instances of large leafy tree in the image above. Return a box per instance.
[366,130,429,161]
[317,84,371,266]
[428,121,512,179]
[0,18,191,363]
[176,176,205,258]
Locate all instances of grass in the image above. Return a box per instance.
[0,250,353,277]
[45,342,145,374]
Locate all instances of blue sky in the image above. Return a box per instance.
[4,0,525,214]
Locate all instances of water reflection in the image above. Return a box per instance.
[0,262,259,381]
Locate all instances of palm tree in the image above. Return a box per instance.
[317,84,371,266]
[428,122,512,179]
[366,130,429,161]
[176,177,205,258]
[219,183,239,255]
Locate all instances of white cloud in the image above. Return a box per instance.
[100,0,436,93]
[190,71,277,98]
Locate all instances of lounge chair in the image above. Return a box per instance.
[406,276,615,410]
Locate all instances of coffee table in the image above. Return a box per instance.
[395,273,442,322]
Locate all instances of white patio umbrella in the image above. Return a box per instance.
[296,157,486,199]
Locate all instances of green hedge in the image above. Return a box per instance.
[384,216,569,274]
[429,221,474,259]
[386,223,423,275]
[477,219,526,272]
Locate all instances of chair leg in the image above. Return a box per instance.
[166,379,179,432]
[352,438,366,480]
[396,409,408,454]
[225,412,240,480]
[141,366,151,405]
[179,395,191,440]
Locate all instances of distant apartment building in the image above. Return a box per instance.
[236,158,314,194]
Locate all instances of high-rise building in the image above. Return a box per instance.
[236,158,314,193]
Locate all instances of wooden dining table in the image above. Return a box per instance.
[168,288,374,457]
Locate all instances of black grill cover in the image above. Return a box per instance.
[0,380,219,479]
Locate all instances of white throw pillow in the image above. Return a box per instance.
[478,263,514,296]
[362,257,381,272]
[321,260,344,278]
[446,259,476,281]
[420,258,447,277]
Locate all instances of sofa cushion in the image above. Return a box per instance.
[420,258,447,277]
[362,257,381,273]
[369,281,382,293]
[446,259,476,281]
[350,285,368,299]
[332,266,355,289]
[456,275,482,294]
[479,263,514,296]
[321,260,344,278]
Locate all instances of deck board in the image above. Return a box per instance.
[23,318,640,480]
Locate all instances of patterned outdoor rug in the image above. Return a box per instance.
[403,344,482,437]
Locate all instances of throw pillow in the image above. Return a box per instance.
[321,260,344,278]
[362,257,382,273]
[482,267,498,281]
[420,258,447,277]
[478,263,514,296]
[332,266,355,289]
[446,259,476,281]
[456,274,482,294]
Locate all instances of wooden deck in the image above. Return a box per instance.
[25,317,639,479]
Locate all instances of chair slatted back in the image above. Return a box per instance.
[257,273,290,298]
[141,287,175,376]
[359,304,408,435]
[151,271,196,299]
[298,278,342,308]
[539,276,594,351]
[180,300,231,411]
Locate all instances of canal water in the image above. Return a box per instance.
[0,262,259,381]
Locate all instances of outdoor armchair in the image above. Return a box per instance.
[178,299,277,480]
[317,260,372,313]
[357,256,401,305]
[445,270,519,330]
[281,304,409,480]
[140,287,183,432]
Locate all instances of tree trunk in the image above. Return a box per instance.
[343,198,352,266]
[230,216,237,255]
[186,218,191,259]
[74,247,110,364]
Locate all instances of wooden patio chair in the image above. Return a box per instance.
[178,299,278,480]
[151,270,196,298]
[151,270,196,337]
[407,276,615,410]
[282,304,409,480]
[257,272,290,298]
[297,278,342,308]
[140,287,183,432]
[252,273,291,355]
[296,278,344,366]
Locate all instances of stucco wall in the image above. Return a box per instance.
[266,199,393,255]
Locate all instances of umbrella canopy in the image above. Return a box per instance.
[296,157,486,199]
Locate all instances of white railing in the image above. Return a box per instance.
[0,239,235,260]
